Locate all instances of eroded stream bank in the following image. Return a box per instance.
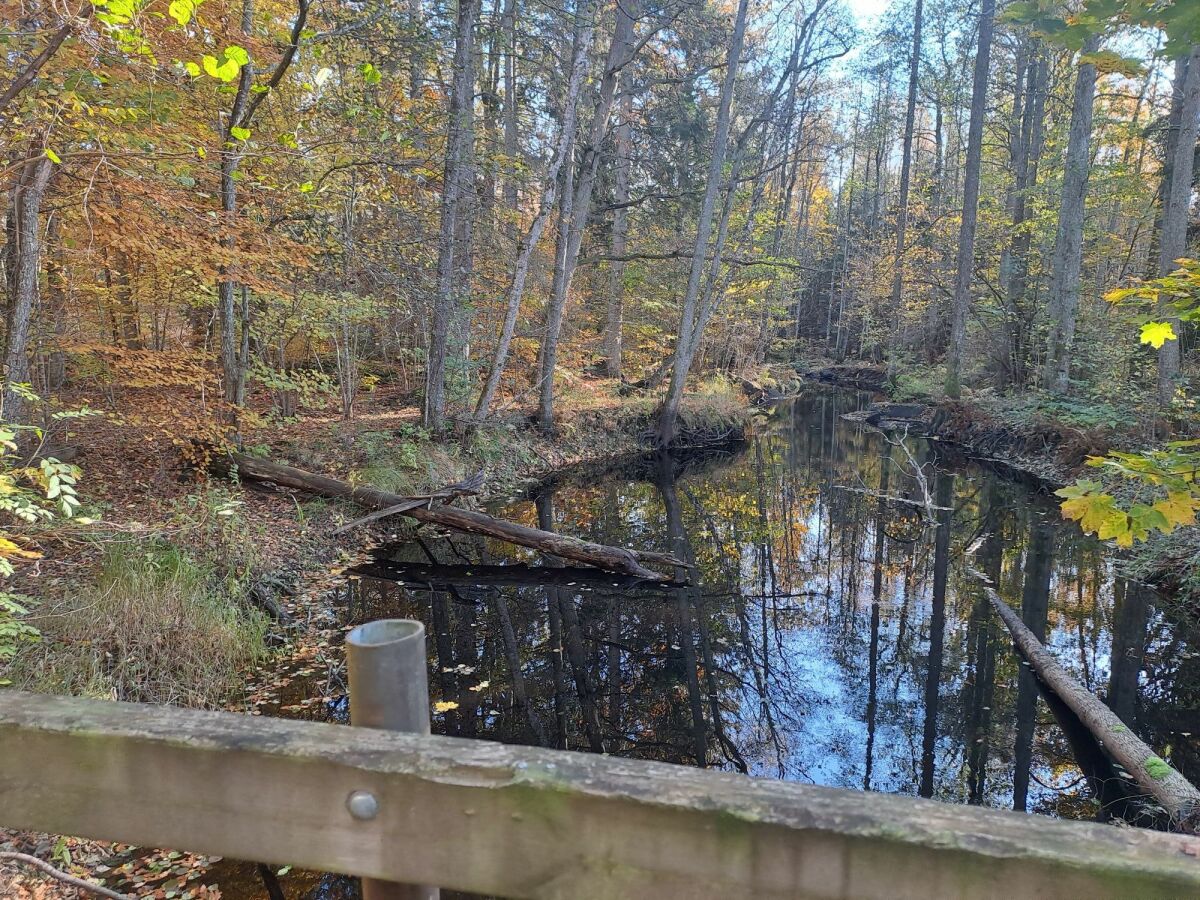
[216,385,1200,897]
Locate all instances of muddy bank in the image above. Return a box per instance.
[799,362,1200,613]
[800,363,1093,489]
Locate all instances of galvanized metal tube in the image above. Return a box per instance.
[346,619,438,900]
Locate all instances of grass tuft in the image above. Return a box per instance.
[5,489,269,708]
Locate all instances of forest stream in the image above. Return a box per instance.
[215,385,1200,897]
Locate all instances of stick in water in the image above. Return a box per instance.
[967,564,1200,833]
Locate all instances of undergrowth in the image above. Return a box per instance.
[5,487,268,707]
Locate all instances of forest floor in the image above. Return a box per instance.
[0,369,762,899]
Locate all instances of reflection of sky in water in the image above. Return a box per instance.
[324,389,1200,827]
[201,429,1194,900]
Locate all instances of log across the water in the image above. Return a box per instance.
[226,452,687,582]
[968,564,1200,833]
[350,560,676,592]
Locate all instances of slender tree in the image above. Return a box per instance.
[474,12,596,421]
[655,0,748,444]
[1000,44,1048,385]
[886,0,923,378]
[604,84,633,378]
[944,0,995,398]
[538,0,638,429]
[1043,35,1101,394]
[1156,44,1200,406]
[426,0,482,431]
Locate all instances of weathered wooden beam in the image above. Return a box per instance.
[3,692,1200,899]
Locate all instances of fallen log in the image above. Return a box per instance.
[332,470,485,535]
[967,564,1200,833]
[349,560,676,592]
[226,452,687,582]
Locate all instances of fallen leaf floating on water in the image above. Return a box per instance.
[433,701,459,713]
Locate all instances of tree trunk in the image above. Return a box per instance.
[0,4,93,119]
[408,0,424,99]
[886,0,923,378]
[537,0,635,429]
[41,213,66,393]
[992,40,1028,388]
[1156,45,1200,407]
[656,0,749,446]
[969,563,1200,832]
[1002,47,1048,387]
[425,0,481,432]
[944,0,995,398]
[473,14,594,421]
[3,156,52,425]
[604,85,633,379]
[501,0,518,218]
[218,0,254,406]
[1042,35,1101,394]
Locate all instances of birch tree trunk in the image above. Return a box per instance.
[1042,35,1101,394]
[655,0,749,446]
[944,0,995,399]
[426,0,481,432]
[1156,44,1200,407]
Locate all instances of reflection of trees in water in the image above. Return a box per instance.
[326,391,1197,825]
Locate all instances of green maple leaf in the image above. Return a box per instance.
[1153,492,1199,531]
[1139,321,1177,349]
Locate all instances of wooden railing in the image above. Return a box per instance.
[4,690,1200,898]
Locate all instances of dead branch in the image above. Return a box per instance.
[0,852,130,900]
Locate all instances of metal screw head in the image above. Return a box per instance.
[346,790,379,821]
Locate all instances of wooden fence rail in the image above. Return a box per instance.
[3,691,1200,899]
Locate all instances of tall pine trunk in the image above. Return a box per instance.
[1042,35,1100,394]
[426,0,481,431]
[1156,45,1200,407]
[944,0,995,398]
[886,0,923,378]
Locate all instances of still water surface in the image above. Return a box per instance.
[217,387,1200,896]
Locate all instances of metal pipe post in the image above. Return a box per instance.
[346,619,438,900]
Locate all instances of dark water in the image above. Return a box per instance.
[213,387,1200,897]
